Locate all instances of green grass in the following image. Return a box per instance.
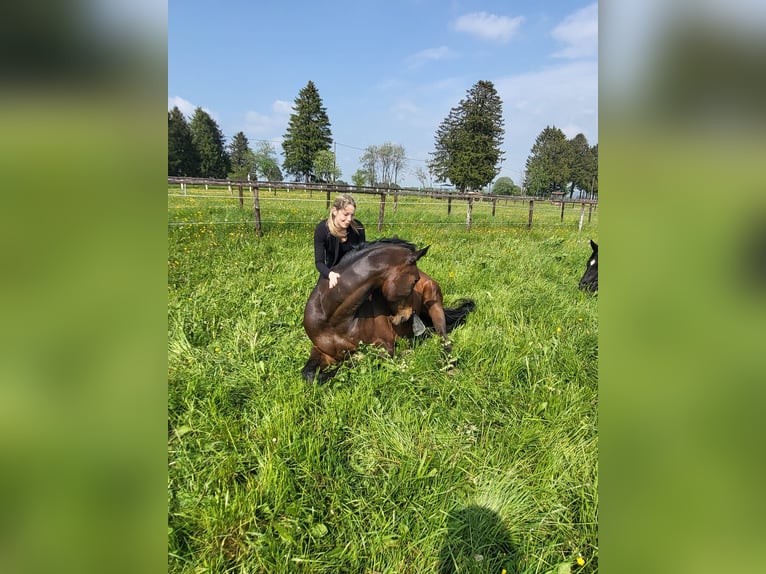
[168,187,598,573]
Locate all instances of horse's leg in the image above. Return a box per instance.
[418,277,452,352]
[425,301,452,353]
[301,346,323,384]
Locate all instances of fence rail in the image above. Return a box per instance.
[167,177,597,235]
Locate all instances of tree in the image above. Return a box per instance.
[313,149,341,183]
[351,169,369,188]
[428,80,505,192]
[523,126,571,197]
[588,144,598,199]
[359,146,378,185]
[252,141,283,181]
[413,166,429,188]
[189,107,230,178]
[281,80,333,182]
[168,106,199,176]
[492,176,521,196]
[567,133,594,198]
[359,142,407,187]
[228,131,254,180]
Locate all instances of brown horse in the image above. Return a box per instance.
[301,238,475,383]
[390,269,476,353]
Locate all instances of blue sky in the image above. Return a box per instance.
[169,1,597,188]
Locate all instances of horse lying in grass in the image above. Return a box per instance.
[302,238,475,384]
[578,239,598,292]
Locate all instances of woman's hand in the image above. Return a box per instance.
[328,271,340,289]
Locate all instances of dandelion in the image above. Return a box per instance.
[576,555,585,566]
[215,347,220,353]
[272,437,277,443]
[556,326,562,333]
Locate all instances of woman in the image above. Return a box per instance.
[313,193,366,289]
[312,193,425,335]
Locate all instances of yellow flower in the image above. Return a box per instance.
[576,556,585,566]
[556,326,562,333]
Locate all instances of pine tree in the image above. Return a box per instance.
[189,107,230,179]
[168,106,199,176]
[228,131,253,180]
[429,80,505,192]
[524,126,571,197]
[567,133,592,197]
[281,81,333,182]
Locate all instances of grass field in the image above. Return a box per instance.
[168,187,598,573]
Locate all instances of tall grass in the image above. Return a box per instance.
[168,188,598,573]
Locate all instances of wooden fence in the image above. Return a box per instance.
[167,177,597,237]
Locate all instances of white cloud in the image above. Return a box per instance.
[405,46,456,69]
[391,98,421,121]
[167,96,196,118]
[551,3,598,59]
[494,60,598,175]
[244,99,292,138]
[272,100,293,114]
[453,12,524,43]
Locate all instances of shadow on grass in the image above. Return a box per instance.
[438,504,518,574]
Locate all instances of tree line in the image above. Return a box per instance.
[168,79,597,199]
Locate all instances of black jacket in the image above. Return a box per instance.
[313,219,366,279]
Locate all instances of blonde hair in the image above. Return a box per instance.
[327,193,361,239]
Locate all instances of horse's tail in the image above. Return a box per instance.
[443,299,476,333]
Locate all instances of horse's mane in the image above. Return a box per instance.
[338,236,418,268]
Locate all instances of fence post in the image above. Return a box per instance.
[560,199,566,222]
[528,200,534,229]
[238,184,244,208]
[326,189,331,211]
[447,196,452,216]
[377,192,386,232]
[491,198,497,217]
[252,186,262,237]
[588,203,593,223]
[578,202,586,231]
[466,196,473,231]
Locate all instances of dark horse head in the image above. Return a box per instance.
[302,238,429,384]
[578,239,598,292]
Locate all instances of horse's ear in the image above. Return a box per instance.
[412,245,430,262]
[590,239,598,252]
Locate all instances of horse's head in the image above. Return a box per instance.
[578,239,598,292]
[382,245,429,325]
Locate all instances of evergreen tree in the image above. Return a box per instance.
[228,131,254,180]
[567,133,593,198]
[168,106,199,176]
[588,144,598,199]
[428,80,505,192]
[281,81,333,182]
[189,107,230,179]
[523,126,571,197]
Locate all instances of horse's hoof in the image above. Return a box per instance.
[301,369,316,385]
